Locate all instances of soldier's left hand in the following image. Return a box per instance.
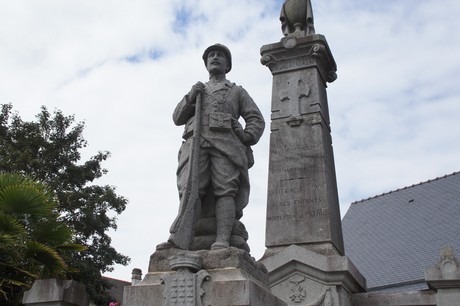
[232,120,253,144]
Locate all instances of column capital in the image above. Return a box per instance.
[261,34,337,84]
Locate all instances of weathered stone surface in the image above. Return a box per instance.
[258,19,368,305]
[261,35,337,82]
[280,0,315,37]
[123,278,164,306]
[125,249,285,306]
[192,218,250,252]
[165,43,265,252]
[161,255,210,306]
[351,291,437,306]
[149,246,269,286]
[131,268,142,285]
[260,245,365,306]
[435,288,460,306]
[261,34,343,256]
[425,245,460,306]
[124,267,287,306]
[426,245,460,287]
[201,273,287,306]
[22,279,89,306]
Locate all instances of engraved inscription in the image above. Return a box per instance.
[268,185,321,196]
[270,142,316,154]
[269,137,321,181]
[266,208,328,222]
[270,198,322,207]
[305,208,329,218]
[267,214,298,222]
[268,186,306,195]
[270,165,314,176]
[270,55,316,74]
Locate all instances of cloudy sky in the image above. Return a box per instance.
[1,0,459,281]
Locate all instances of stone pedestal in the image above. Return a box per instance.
[261,34,343,256]
[22,279,89,306]
[425,246,460,306]
[260,245,365,306]
[350,246,460,305]
[123,247,286,306]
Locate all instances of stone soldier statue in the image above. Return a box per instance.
[158,44,265,251]
[280,0,315,36]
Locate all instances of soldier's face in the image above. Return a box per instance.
[206,50,228,75]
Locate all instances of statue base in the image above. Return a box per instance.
[123,247,287,306]
[259,245,365,306]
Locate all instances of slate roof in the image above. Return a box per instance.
[342,172,460,292]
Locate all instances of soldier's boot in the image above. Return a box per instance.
[211,196,235,250]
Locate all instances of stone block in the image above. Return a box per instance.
[425,245,460,306]
[124,268,287,306]
[149,246,269,284]
[351,291,436,306]
[124,247,286,305]
[22,279,89,306]
[436,288,460,306]
[260,245,365,306]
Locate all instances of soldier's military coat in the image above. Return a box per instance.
[173,80,265,219]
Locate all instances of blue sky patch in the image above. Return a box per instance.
[174,7,192,34]
[125,55,142,63]
[172,6,207,35]
[149,49,163,60]
[124,49,163,63]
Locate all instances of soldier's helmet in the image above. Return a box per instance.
[202,43,232,73]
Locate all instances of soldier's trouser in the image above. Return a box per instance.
[177,145,240,199]
[177,145,239,247]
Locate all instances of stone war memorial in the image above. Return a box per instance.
[123,1,460,306]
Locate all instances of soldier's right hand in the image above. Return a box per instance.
[189,82,204,104]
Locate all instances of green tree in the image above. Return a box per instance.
[0,104,129,305]
[0,172,86,305]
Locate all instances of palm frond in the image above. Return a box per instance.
[31,219,72,245]
[0,278,32,288]
[0,234,16,245]
[57,243,87,252]
[0,262,39,279]
[0,211,25,237]
[25,241,67,273]
[0,172,26,189]
[0,184,56,216]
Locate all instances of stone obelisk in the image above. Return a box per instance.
[259,1,365,305]
[262,9,342,259]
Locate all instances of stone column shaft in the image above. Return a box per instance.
[261,34,344,255]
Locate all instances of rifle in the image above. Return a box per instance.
[168,91,203,250]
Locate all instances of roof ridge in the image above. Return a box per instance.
[366,279,426,292]
[350,171,460,205]
[102,275,131,284]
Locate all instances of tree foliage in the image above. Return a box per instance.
[0,172,86,305]
[0,104,129,305]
